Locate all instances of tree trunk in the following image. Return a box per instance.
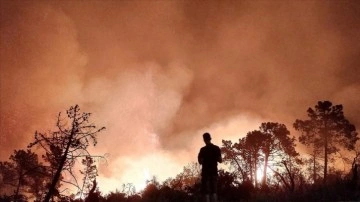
[351,164,358,189]
[14,174,22,202]
[283,161,295,192]
[249,157,253,186]
[232,156,246,181]
[44,120,76,202]
[269,167,290,191]
[79,173,88,200]
[324,132,328,184]
[262,153,269,186]
[313,154,316,183]
[254,155,258,188]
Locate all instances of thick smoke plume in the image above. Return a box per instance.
[1,0,359,192]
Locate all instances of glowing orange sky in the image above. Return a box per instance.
[1,0,359,193]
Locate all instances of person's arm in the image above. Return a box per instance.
[217,147,222,163]
[198,149,203,165]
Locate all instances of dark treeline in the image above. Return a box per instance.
[0,101,359,202]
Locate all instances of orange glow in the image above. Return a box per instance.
[1,0,359,196]
[256,168,264,183]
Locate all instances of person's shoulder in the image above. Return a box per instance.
[209,143,219,148]
[210,143,219,147]
[212,144,221,150]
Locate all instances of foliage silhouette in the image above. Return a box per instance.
[0,149,47,201]
[294,100,358,183]
[79,156,98,200]
[163,162,201,192]
[221,122,299,190]
[28,105,105,202]
[259,122,298,186]
[1,101,359,201]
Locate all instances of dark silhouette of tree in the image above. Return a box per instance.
[303,151,323,183]
[165,162,200,191]
[28,105,105,202]
[126,194,142,202]
[142,176,194,202]
[294,101,358,183]
[217,170,249,201]
[222,122,299,190]
[222,133,265,187]
[246,130,269,188]
[159,185,192,202]
[221,139,248,181]
[223,134,267,186]
[142,176,161,201]
[105,190,127,202]
[0,195,12,202]
[259,122,298,187]
[268,156,303,192]
[0,149,47,201]
[84,180,101,202]
[0,160,17,191]
[223,131,267,187]
[79,156,98,200]
[350,149,360,189]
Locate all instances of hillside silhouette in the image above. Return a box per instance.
[0,101,359,202]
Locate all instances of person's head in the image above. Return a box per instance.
[203,132,211,144]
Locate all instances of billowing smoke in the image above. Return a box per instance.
[1,0,359,192]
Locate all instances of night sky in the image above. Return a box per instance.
[1,0,359,192]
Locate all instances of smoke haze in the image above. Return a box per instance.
[1,0,359,192]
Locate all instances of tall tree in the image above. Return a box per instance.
[0,149,47,201]
[0,161,17,193]
[222,136,259,185]
[245,130,269,188]
[221,139,248,181]
[222,133,268,187]
[79,156,98,200]
[28,105,105,202]
[222,123,299,189]
[294,101,358,183]
[268,157,303,192]
[303,148,323,183]
[259,122,298,186]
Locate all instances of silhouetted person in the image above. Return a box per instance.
[198,132,222,202]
